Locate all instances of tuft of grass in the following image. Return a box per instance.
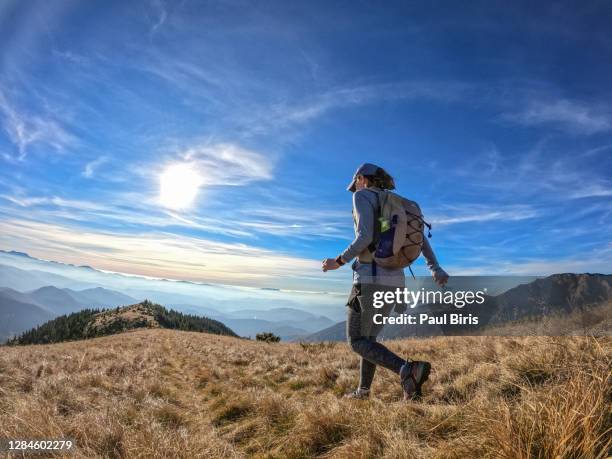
[288,378,312,391]
[98,427,125,459]
[211,398,253,426]
[256,393,295,429]
[155,405,187,429]
[299,341,337,354]
[315,366,339,389]
[282,401,354,457]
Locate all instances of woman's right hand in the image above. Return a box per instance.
[322,258,340,272]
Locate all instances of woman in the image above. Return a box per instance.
[322,163,449,400]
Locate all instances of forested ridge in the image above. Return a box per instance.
[6,300,237,345]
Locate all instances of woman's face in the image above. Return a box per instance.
[354,175,368,191]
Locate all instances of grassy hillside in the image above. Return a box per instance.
[0,329,609,458]
[7,301,237,345]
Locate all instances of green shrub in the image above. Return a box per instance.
[256,332,280,343]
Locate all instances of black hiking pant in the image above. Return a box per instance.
[346,283,406,390]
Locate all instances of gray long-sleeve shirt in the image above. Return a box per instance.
[340,187,440,286]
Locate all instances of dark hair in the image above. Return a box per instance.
[364,167,395,190]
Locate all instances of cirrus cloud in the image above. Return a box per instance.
[502,98,611,135]
[180,142,275,186]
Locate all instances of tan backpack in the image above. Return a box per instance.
[372,190,432,271]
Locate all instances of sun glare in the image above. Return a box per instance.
[159,163,203,210]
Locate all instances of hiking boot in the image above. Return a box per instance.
[344,388,370,400]
[400,361,431,401]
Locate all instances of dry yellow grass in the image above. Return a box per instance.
[0,330,610,458]
[90,304,159,330]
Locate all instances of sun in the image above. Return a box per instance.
[159,163,203,210]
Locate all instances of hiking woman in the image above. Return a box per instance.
[322,163,449,400]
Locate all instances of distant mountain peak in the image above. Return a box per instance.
[1,250,33,258]
[32,285,69,294]
[87,302,160,334]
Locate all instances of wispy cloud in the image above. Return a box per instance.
[240,80,471,135]
[582,143,612,157]
[452,138,612,202]
[502,98,611,135]
[52,48,89,65]
[430,204,539,226]
[149,0,168,36]
[179,142,274,186]
[447,244,612,276]
[82,156,109,178]
[569,182,612,199]
[0,89,76,160]
[0,194,108,211]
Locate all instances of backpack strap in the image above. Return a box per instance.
[364,188,383,254]
[363,188,383,281]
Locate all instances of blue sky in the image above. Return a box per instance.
[0,0,611,292]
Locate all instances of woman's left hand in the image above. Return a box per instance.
[322,258,340,272]
[432,267,449,287]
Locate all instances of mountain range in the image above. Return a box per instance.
[0,254,340,341]
[0,281,334,342]
[2,250,608,344]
